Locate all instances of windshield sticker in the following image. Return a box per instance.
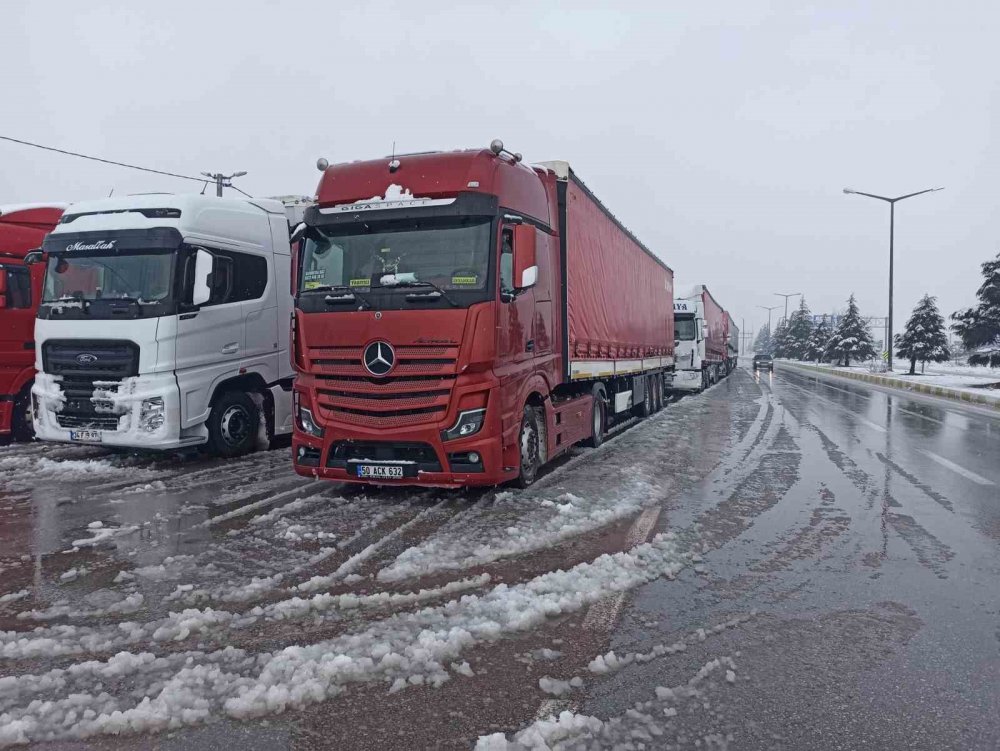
[349,278,370,288]
[303,270,325,290]
[451,275,478,285]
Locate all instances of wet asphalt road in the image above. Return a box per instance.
[0,365,998,749]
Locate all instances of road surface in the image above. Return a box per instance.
[0,366,997,749]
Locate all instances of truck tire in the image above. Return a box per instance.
[584,394,605,448]
[515,405,543,488]
[207,391,259,458]
[635,377,653,418]
[12,388,33,442]
[653,376,663,412]
[700,369,709,392]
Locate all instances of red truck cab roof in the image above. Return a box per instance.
[0,204,66,260]
[314,148,555,229]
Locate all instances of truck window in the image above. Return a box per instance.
[499,228,514,294]
[5,267,31,308]
[198,250,267,306]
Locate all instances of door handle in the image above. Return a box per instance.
[222,342,239,354]
[525,339,535,352]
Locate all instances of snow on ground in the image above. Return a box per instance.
[0,533,693,746]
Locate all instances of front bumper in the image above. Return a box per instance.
[671,369,703,393]
[32,372,202,450]
[292,379,516,488]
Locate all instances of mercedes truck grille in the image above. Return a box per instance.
[57,414,121,431]
[307,345,458,428]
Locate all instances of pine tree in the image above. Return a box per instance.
[784,298,815,360]
[951,250,1000,367]
[895,294,950,374]
[771,319,791,358]
[825,294,877,367]
[806,317,833,362]
[753,325,772,355]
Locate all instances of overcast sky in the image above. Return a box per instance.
[3,1,997,339]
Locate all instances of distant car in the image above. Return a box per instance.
[753,355,774,371]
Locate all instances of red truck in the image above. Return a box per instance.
[291,142,674,487]
[0,204,65,440]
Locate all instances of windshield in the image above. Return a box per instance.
[675,317,697,341]
[42,250,174,304]
[301,219,491,296]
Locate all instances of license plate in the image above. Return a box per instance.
[69,429,103,443]
[356,464,404,479]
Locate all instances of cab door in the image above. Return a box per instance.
[174,248,244,428]
[0,264,36,397]
[495,224,536,443]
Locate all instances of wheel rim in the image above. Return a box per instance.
[520,419,539,475]
[220,405,252,446]
[592,402,602,439]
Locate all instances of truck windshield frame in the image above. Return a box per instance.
[675,316,697,341]
[297,216,495,312]
[38,248,178,320]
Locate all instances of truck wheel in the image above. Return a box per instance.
[207,391,259,458]
[515,405,543,488]
[701,370,709,391]
[585,395,605,448]
[654,376,664,412]
[635,377,653,418]
[12,388,33,442]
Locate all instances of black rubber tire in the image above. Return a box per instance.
[12,387,33,442]
[635,377,653,418]
[584,394,605,449]
[207,391,259,458]
[515,405,543,488]
[654,376,664,412]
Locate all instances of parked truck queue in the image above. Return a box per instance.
[1,140,740,489]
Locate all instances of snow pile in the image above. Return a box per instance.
[72,524,139,548]
[538,675,583,696]
[377,479,658,583]
[0,590,29,606]
[0,532,689,744]
[477,656,740,750]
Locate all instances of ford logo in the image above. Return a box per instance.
[76,353,98,365]
[363,341,395,377]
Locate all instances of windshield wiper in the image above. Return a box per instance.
[313,285,373,309]
[389,280,461,308]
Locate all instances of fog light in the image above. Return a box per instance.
[468,452,480,464]
[139,397,165,432]
[441,408,486,441]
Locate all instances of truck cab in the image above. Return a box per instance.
[0,204,65,440]
[672,298,707,392]
[31,195,294,455]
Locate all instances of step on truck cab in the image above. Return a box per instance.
[31,195,295,455]
[672,284,728,392]
[0,204,65,440]
[291,141,674,488]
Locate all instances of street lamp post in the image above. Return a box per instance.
[774,292,802,325]
[843,186,943,372]
[758,305,781,352]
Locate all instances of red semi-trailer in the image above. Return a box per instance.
[672,284,729,392]
[0,204,65,440]
[291,143,673,488]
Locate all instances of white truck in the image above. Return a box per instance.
[671,285,729,393]
[31,194,295,456]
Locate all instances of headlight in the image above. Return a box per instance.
[140,397,165,432]
[294,392,323,438]
[441,408,486,441]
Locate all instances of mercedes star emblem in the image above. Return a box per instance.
[363,341,395,377]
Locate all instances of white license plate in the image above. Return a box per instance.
[357,464,404,479]
[69,429,103,443]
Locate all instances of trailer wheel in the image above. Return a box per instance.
[635,377,653,418]
[12,388,33,442]
[653,376,663,412]
[515,405,543,488]
[207,391,259,458]
[584,394,605,449]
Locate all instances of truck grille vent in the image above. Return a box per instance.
[42,340,139,380]
[57,414,121,431]
[308,345,458,427]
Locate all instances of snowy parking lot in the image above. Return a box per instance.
[2,368,1000,749]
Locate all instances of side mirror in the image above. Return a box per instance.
[192,249,214,306]
[290,239,300,295]
[701,324,708,340]
[24,249,44,266]
[512,224,537,290]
